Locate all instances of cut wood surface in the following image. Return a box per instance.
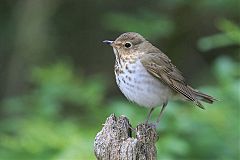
[94,114,158,160]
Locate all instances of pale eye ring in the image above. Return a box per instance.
[124,42,132,48]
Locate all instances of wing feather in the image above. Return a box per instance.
[141,52,204,108]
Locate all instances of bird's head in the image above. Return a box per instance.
[103,32,155,60]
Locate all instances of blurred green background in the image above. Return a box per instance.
[0,0,239,159]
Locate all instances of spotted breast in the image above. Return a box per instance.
[114,53,171,108]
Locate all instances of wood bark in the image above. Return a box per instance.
[94,114,158,160]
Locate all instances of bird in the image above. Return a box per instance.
[103,32,216,123]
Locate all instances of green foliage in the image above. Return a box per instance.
[0,57,239,159]
[198,19,240,51]
[155,55,239,159]
[102,11,175,39]
[0,0,239,159]
[0,62,107,160]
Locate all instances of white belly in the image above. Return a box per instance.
[115,60,171,108]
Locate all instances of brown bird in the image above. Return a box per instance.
[103,32,216,123]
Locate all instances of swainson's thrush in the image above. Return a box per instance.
[103,32,216,123]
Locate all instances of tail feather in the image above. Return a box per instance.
[190,87,216,103]
[187,86,217,109]
[194,91,216,103]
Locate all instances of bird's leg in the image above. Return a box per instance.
[145,107,155,124]
[156,101,168,123]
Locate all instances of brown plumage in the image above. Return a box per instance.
[103,32,216,123]
[141,52,216,109]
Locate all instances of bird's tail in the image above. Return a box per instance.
[188,86,217,109]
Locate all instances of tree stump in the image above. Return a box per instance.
[94,114,158,160]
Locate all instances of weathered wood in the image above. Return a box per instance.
[94,114,158,160]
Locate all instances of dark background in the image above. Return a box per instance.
[0,0,239,159]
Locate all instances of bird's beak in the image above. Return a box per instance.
[103,40,114,46]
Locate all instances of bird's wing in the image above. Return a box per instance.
[140,52,204,108]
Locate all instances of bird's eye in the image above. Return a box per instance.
[124,42,132,48]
